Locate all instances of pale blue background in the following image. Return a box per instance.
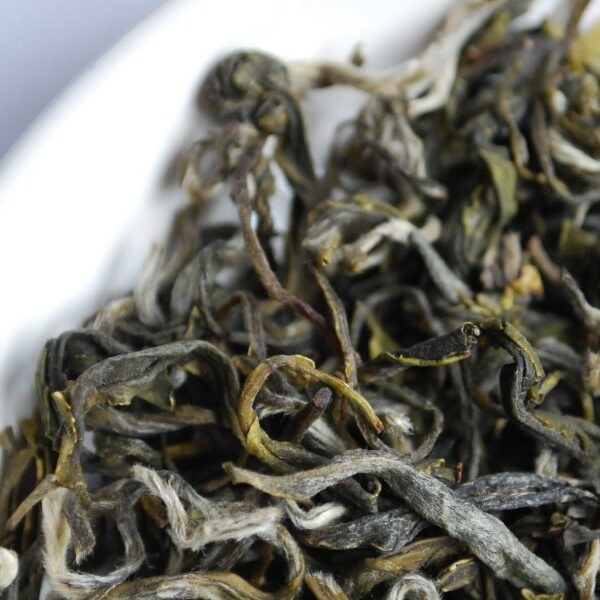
[0,0,166,158]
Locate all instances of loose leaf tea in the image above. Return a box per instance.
[3,1,600,598]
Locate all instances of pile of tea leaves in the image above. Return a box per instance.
[3,1,600,598]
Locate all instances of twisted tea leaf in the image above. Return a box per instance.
[225,450,566,592]
[387,573,441,600]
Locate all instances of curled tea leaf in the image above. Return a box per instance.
[225,450,567,593]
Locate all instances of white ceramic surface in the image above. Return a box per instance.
[0,0,463,432]
[0,0,167,158]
